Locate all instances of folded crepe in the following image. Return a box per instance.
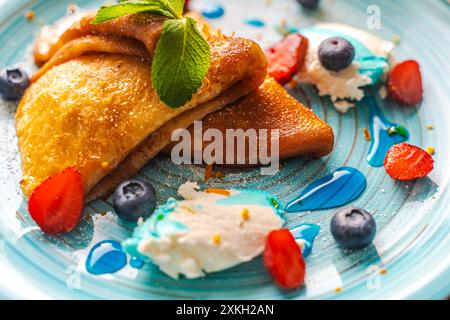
[162,13,334,164]
[17,13,267,200]
[162,76,334,163]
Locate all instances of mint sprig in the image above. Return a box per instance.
[92,0,211,108]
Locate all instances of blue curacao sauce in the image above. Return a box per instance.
[201,3,225,19]
[301,26,390,85]
[122,198,188,260]
[244,18,265,28]
[86,240,127,275]
[130,256,145,269]
[290,223,320,258]
[285,167,367,213]
[216,189,284,217]
[362,95,409,167]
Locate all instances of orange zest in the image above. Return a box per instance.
[205,188,230,196]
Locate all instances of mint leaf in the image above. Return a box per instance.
[164,0,185,16]
[92,1,176,24]
[152,17,211,108]
[387,125,408,138]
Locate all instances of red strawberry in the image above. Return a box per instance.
[28,168,84,234]
[387,60,423,106]
[384,143,434,181]
[266,33,309,85]
[263,229,305,290]
[184,0,190,12]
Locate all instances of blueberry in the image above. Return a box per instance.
[297,0,320,9]
[113,179,156,222]
[318,37,355,71]
[0,67,30,100]
[330,206,376,250]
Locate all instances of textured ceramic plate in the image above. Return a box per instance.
[0,0,449,300]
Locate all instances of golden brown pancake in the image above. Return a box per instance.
[162,77,334,163]
[161,12,334,164]
[17,13,267,198]
[21,11,334,201]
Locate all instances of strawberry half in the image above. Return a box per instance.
[263,229,306,290]
[28,168,84,234]
[387,60,423,106]
[184,0,190,12]
[266,33,309,85]
[384,143,434,181]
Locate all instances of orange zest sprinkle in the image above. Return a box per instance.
[363,128,371,141]
[212,234,221,245]
[241,208,250,221]
[426,146,435,155]
[25,11,36,21]
[182,205,196,214]
[205,188,230,196]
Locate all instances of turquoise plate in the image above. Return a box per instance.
[0,0,449,299]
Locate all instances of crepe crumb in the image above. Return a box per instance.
[363,128,371,141]
[204,164,214,182]
[426,146,435,155]
[101,161,109,169]
[393,35,401,45]
[380,268,388,275]
[215,171,225,179]
[335,287,342,293]
[426,124,434,130]
[25,11,36,21]
[67,4,79,14]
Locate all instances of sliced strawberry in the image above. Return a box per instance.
[384,143,434,181]
[184,0,190,12]
[28,168,84,234]
[387,60,423,106]
[266,33,309,85]
[263,229,305,290]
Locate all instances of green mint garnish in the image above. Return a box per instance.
[92,0,211,108]
[387,125,408,138]
[152,17,211,108]
[270,197,280,209]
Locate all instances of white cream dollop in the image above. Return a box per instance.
[298,23,395,113]
[123,183,284,279]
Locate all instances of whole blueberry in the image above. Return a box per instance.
[113,179,156,222]
[0,68,30,100]
[318,37,355,71]
[297,0,320,9]
[330,206,376,250]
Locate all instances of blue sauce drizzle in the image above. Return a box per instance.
[301,27,389,84]
[285,167,367,213]
[86,240,127,275]
[130,256,145,269]
[201,3,225,19]
[290,224,320,258]
[216,190,284,217]
[244,18,265,28]
[362,95,409,167]
[122,198,188,259]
